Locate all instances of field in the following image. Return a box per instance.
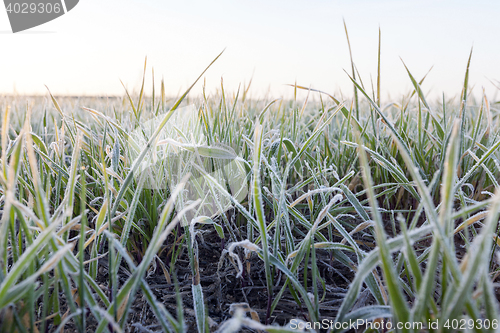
[1,51,500,333]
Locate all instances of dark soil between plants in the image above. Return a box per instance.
[33,224,362,333]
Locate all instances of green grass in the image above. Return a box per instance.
[1,46,500,333]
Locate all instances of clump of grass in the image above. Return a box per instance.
[1,32,500,333]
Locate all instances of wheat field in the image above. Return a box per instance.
[0,47,500,333]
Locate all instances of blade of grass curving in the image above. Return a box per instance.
[1,105,10,179]
[454,137,500,193]
[439,121,460,237]
[0,221,60,305]
[289,104,343,168]
[78,167,87,332]
[113,174,145,271]
[334,224,432,326]
[95,177,188,332]
[459,48,473,162]
[252,121,274,324]
[46,87,76,144]
[105,230,178,332]
[340,184,370,221]
[399,219,423,291]
[343,306,392,327]
[389,124,471,322]
[62,132,82,233]
[0,127,24,271]
[2,244,73,309]
[192,283,206,333]
[341,142,420,200]
[26,123,73,263]
[482,270,500,325]
[90,199,108,279]
[345,71,426,179]
[287,85,367,137]
[343,19,359,118]
[358,140,410,326]
[400,61,445,140]
[441,191,500,322]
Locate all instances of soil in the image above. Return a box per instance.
[35,224,361,333]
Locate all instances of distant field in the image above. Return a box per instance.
[0,54,500,332]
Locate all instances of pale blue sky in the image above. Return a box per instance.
[1,0,499,100]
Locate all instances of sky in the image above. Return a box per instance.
[1,0,499,101]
